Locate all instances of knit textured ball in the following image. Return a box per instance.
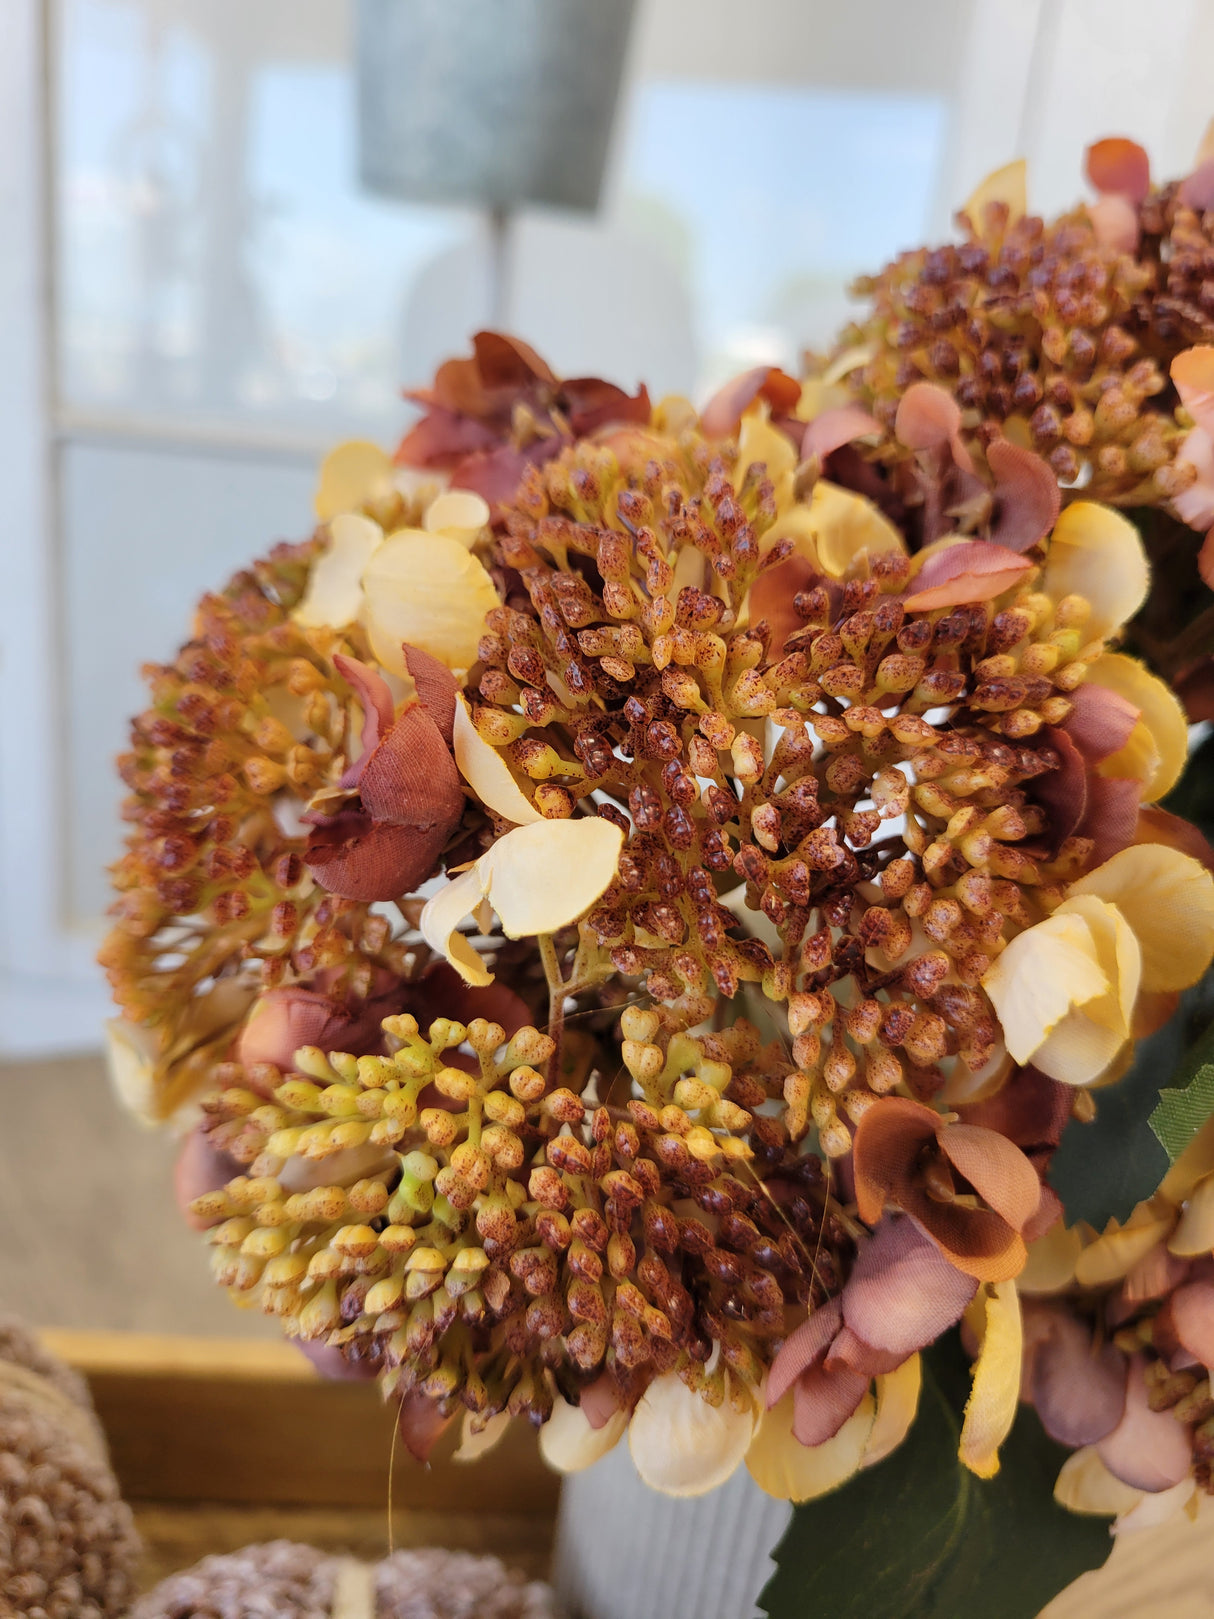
[0,1317,140,1619]
[132,1541,559,1619]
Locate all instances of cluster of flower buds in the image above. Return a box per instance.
[833,136,1214,528]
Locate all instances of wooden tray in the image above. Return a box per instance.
[40,1328,560,1592]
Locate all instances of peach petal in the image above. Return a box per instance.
[1172,348,1214,440]
[801,406,881,462]
[176,1129,238,1230]
[700,365,801,438]
[452,696,542,825]
[1121,1241,1190,1305]
[1085,137,1151,204]
[1075,1200,1176,1288]
[986,439,1061,552]
[294,513,383,628]
[1154,1281,1214,1367]
[894,382,974,472]
[315,441,393,521]
[1088,195,1141,253]
[903,540,1032,611]
[1054,1445,1143,1517]
[793,1363,870,1446]
[939,1123,1042,1232]
[1174,428,1214,532]
[629,1370,755,1497]
[1019,1219,1084,1295]
[1169,1172,1214,1255]
[454,1409,511,1463]
[982,907,1112,1069]
[1096,1355,1192,1492]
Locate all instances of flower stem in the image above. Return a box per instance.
[539,933,565,1092]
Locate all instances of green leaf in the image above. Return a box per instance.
[1150,1016,1214,1164]
[758,1335,1112,1619]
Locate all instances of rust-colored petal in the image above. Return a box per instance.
[472,329,557,390]
[452,440,564,513]
[959,1065,1073,1154]
[1085,137,1151,203]
[395,405,500,469]
[401,643,458,745]
[852,1096,941,1226]
[1030,1310,1127,1447]
[793,1362,870,1447]
[700,365,801,438]
[1134,806,1214,873]
[397,1389,456,1462]
[1176,657,1214,724]
[306,813,448,903]
[801,406,881,463]
[357,699,464,832]
[749,554,819,656]
[767,1297,843,1407]
[986,439,1061,553]
[906,1194,1027,1284]
[904,541,1034,611]
[1064,682,1140,763]
[1079,775,1142,865]
[939,1123,1042,1233]
[841,1216,978,1357]
[562,377,651,436]
[1031,728,1090,852]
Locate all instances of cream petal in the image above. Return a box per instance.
[959,1280,1022,1478]
[363,530,500,673]
[1113,1478,1196,1535]
[104,1018,161,1127]
[629,1371,756,1497]
[418,865,494,988]
[483,819,624,940]
[982,910,1111,1066]
[454,1409,511,1463]
[861,1354,921,1468]
[423,489,491,545]
[810,481,907,578]
[1019,1221,1084,1294]
[963,160,1027,231]
[539,1399,627,1474]
[1069,844,1214,993]
[1169,1173,1214,1257]
[1086,654,1188,802]
[293,513,383,629]
[1074,1199,1175,1287]
[1054,1446,1144,1517]
[1041,502,1149,643]
[452,697,542,825]
[315,440,394,521]
[745,1388,874,1502]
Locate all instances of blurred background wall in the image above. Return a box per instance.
[3,0,1214,1056]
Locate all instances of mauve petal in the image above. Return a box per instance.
[1121,1242,1191,1307]
[749,554,819,656]
[1201,529,1214,593]
[1030,1312,1127,1447]
[306,814,447,903]
[700,366,801,438]
[401,644,457,745]
[333,654,396,785]
[395,405,500,470]
[1154,1282,1214,1367]
[768,1298,843,1408]
[958,1065,1073,1152]
[793,1362,870,1446]
[1030,728,1090,851]
[1022,1183,1063,1245]
[562,377,651,436]
[825,1325,907,1377]
[802,406,881,462]
[904,541,1033,610]
[842,1217,978,1357]
[1097,1356,1193,1492]
[397,1389,456,1462]
[851,1097,941,1225]
[1179,161,1214,212]
[987,439,1061,552]
[1085,137,1151,203]
[939,1123,1042,1232]
[1065,682,1141,762]
[452,440,563,514]
[1088,195,1141,252]
[1079,776,1143,865]
[176,1129,238,1229]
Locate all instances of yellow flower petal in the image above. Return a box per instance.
[810,481,907,578]
[982,909,1112,1068]
[734,411,796,504]
[1018,1221,1084,1294]
[1041,502,1149,644]
[104,1018,161,1126]
[539,1400,627,1473]
[1087,653,1188,802]
[363,530,499,673]
[423,489,491,546]
[418,866,494,988]
[862,1354,921,1468]
[1161,1117,1214,1206]
[745,1388,874,1502]
[1029,894,1140,1087]
[959,1280,1022,1479]
[454,1409,511,1463]
[1169,1172,1214,1256]
[482,818,624,940]
[1069,844,1214,993]
[963,160,1027,231]
[293,513,383,629]
[315,440,394,521]
[1074,1198,1175,1287]
[629,1371,756,1497]
[452,697,542,826]
[1054,1446,1144,1517]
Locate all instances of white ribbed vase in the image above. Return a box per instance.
[552,1442,791,1619]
